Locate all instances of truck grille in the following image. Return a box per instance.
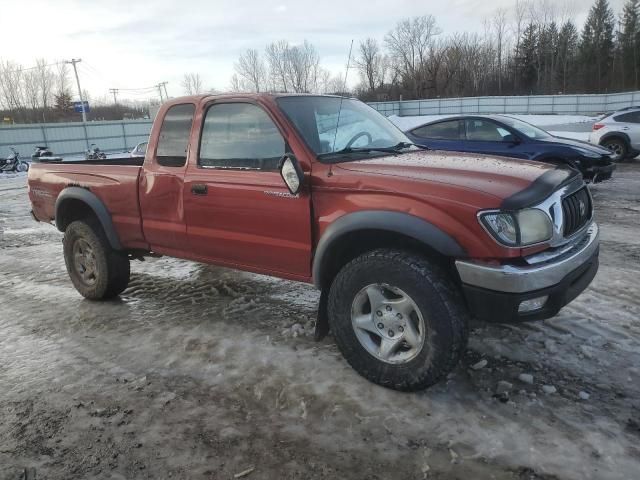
[562,187,592,237]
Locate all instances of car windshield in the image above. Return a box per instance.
[498,116,552,140]
[276,96,413,160]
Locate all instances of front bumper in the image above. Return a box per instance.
[455,223,599,322]
[588,163,616,183]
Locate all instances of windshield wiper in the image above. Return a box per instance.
[318,141,418,158]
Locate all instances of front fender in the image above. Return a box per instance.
[312,210,465,288]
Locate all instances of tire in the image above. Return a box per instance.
[16,162,29,172]
[327,249,469,391]
[63,219,130,300]
[601,137,628,162]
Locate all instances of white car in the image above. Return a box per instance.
[589,107,640,161]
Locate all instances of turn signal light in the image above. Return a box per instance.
[592,124,604,131]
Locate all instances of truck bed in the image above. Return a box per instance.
[28,161,148,249]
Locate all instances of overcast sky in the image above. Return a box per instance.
[1,0,627,102]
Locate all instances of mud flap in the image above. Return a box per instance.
[314,288,330,341]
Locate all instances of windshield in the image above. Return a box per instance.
[498,116,552,140]
[276,96,411,159]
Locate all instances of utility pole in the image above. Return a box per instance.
[156,83,164,102]
[109,88,119,105]
[66,58,86,122]
[161,81,169,100]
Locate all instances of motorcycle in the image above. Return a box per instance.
[86,144,107,160]
[31,145,63,162]
[1,147,30,173]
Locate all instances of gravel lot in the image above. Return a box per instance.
[1,165,639,480]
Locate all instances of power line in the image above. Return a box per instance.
[3,61,64,73]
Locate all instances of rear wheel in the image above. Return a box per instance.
[63,220,130,300]
[327,249,468,391]
[601,137,628,162]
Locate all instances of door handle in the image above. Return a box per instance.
[191,183,208,195]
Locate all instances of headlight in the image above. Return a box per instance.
[479,209,552,247]
[571,146,601,159]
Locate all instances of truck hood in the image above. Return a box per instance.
[335,150,576,209]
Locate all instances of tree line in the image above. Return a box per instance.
[0,60,149,124]
[229,0,640,101]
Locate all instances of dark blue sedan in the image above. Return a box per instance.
[404,115,615,182]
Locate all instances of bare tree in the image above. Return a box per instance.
[354,38,388,92]
[235,49,266,92]
[182,73,204,95]
[492,8,509,94]
[285,40,321,93]
[265,40,291,92]
[384,15,442,98]
[35,59,54,121]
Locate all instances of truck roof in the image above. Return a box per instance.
[163,92,347,105]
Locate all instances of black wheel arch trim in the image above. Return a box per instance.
[312,210,466,288]
[55,186,123,250]
[600,132,631,147]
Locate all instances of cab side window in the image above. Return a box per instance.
[156,104,195,167]
[411,120,463,140]
[465,119,508,141]
[199,103,285,171]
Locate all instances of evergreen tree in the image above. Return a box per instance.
[580,0,616,92]
[514,23,538,93]
[619,0,640,89]
[556,22,580,93]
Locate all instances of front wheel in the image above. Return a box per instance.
[63,220,130,300]
[327,249,468,391]
[16,162,29,172]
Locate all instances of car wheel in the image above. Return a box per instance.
[327,249,469,391]
[601,137,628,162]
[63,219,130,300]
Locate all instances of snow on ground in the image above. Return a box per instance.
[1,163,639,478]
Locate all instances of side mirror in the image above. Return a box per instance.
[503,134,520,144]
[279,154,304,195]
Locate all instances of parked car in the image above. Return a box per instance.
[404,115,615,183]
[589,106,640,161]
[27,94,599,391]
[130,141,148,158]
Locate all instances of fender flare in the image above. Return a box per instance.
[312,210,465,288]
[55,186,123,250]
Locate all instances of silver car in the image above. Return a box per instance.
[589,107,640,161]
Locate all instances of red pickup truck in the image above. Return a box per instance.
[28,94,600,391]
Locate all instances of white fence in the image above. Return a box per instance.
[0,119,153,158]
[368,91,640,117]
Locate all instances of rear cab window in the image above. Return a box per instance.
[156,103,195,167]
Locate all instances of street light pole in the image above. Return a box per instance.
[67,58,87,123]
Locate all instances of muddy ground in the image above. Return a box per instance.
[0,165,639,480]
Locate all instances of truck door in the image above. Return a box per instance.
[183,101,312,279]
[139,103,195,253]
